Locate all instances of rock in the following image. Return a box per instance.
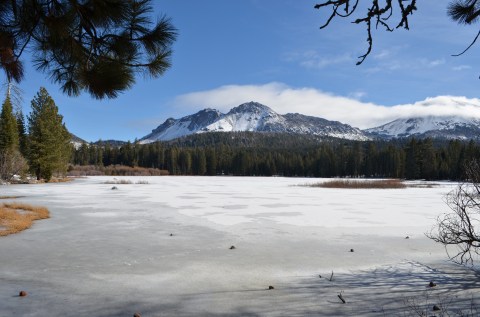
[169,233,174,237]
[268,286,274,290]
[432,305,441,311]
[429,281,437,287]
[111,186,118,190]
[405,236,410,239]
[350,249,354,252]
[19,291,27,297]
[229,245,236,250]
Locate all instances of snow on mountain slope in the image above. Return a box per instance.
[140,102,370,142]
[365,116,480,140]
[201,102,287,132]
[283,113,369,141]
[70,133,87,149]
[140,108,222,143]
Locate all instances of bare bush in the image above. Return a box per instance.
[0,150,28,182]
[67,165,169,177]
[402,290,478,317]
[427,160,480,265]
[67,165,105,176]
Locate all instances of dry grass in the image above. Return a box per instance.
[0,203,50,236]
[47,177,74,183]
[31,177,74,184]
[103,179,133,184]
[0,195,24,199]
[103,179,149,185]
[408,183,440,188]
[307,179,407,189]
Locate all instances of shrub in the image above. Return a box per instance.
[67,165,169,176]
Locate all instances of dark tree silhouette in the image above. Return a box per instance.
[0,0,177,99]
[315,0,479,65]
[428,160,480,265]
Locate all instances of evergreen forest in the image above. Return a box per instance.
[71,132,480,181]
[0,87,71,182]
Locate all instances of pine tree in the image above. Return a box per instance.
[0,93,25,180]
[27,87,72,181]
[206,148,217,176]
[1,1,177,99]
[16,110,27,157]
[0,94,19,152]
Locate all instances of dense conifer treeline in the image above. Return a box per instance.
[0,87,71,181]
[72,132,480,180]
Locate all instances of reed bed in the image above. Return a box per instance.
[308,179,407,189]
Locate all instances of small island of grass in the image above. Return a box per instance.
[0,203,49,236]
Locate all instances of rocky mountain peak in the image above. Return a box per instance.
[228,102,274,114]
[140,101,369,142]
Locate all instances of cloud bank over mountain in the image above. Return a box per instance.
[172,82,480,129]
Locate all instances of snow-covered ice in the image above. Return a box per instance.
[0,176,479,316]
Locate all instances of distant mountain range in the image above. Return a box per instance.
[365,116,480,140]
[71,101,480,145]
[138,101,480,143]
[139,102,369,143]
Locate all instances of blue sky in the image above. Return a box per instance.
[6,0,480,141]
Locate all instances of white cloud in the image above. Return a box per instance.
[348,90,367,100]
[422,58,446,68]
[285,50,353,69]
[172,82,480,129]
[373,49,391,60]
[452,65,472,71]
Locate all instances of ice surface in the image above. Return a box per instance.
[0,177,478,316]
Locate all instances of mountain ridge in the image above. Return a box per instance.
[140,102,369,143]
[365,115,480,140]
[75,101,480,144]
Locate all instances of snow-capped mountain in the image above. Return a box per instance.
[201,102,288,133]
[282,113,369,140]
[140,108,223,143]
[70,133,87,149]
[365,116,480,140]
[140,102,369,142]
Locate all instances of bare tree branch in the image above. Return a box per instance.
[314,0,417,64]
[452,29,480,56]
[427,160,480,265]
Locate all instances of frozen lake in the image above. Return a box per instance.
[1,176,479,316]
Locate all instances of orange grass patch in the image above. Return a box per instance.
[45,177,74,183]
[0,203,49,236]
[308,179,407,189]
